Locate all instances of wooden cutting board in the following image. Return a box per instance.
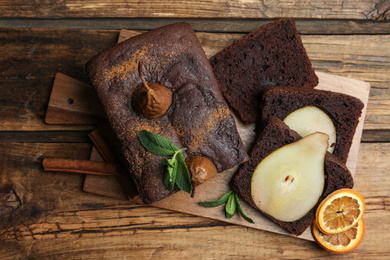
[45,30,370,241]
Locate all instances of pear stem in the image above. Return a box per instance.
[191,180,197,198]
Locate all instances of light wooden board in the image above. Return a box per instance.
[44,30,370,241]
[83,146,129,201]
[45,72,105,125]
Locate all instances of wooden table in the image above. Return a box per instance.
[1,1,390,259]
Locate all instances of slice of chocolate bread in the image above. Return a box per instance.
[259,86,364,163]
[86,23,248,204]
[209,18,318,125]
[231,117,354,236]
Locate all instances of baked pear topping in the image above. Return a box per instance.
[186,155,217,197]
[132,61,172,119]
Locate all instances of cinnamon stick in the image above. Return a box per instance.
[42,158,119,176]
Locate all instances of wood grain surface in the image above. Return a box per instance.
[1,1,390,258]
[42,28,370,241]
[0,0,384,20]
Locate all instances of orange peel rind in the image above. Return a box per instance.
[316,188,365,235]
[312,218,365,254]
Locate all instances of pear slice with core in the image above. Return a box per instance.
[251,132,328,222]
[283,106,336,153]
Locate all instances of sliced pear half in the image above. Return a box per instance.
[251,132,328,222]
[283,106,336,153]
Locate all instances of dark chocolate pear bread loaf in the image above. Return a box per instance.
[210,18,318,124]
[87,23,248,204]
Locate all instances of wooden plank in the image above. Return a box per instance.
[362,129,390,142]
[0,142,389,258]
[0,18,390,35]
[0,130,90,143]
[0,0,383,20]
[1,28,390,132]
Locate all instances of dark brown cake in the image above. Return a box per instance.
[231,117,354,236]
[209,18,318,125]
[259,86,364,163]
[86,23,249,204]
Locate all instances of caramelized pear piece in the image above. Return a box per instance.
[251,132,328,222]
[186,155,217,197]
[132,61,172,119]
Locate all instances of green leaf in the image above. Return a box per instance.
[234,192,254,224]
[225,193,236,219]
[197,190,233,207]
[198,190,254,223]
[175,152,192,194]
[138,130,178,156]
[160,158,175,167]
[225,211,234,219]
[138,130,192,195]
[163,159,177,191]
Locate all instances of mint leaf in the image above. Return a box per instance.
[160,158,174,167]
[175,152,192,194]
[138,130,192,195]
[234,193,254,224]
[163,159,177,191]
[138,130,178,156]
[198,190,254,224]
[198,190,233,207]
[225,193,236,218]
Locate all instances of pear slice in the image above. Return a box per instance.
[283,106,336,153]
[251,132,328,222]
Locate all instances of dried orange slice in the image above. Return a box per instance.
[316,188,365,234]
[312,218,365,254]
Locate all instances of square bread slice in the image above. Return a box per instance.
[210,18,318,124]
[259,86,364,163]
[231,117,354,236]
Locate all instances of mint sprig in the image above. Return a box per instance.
[138,130,192,194]
[175,152,192,192]
[198,190,233,207]
[138,130,179,156]
[198,190,254,224]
